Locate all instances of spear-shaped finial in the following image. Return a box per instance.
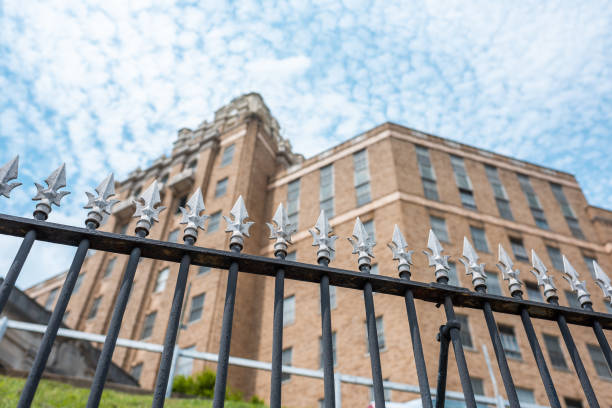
[224,195,254,248]
[530,249,557,302]
[32,163,70,218]
[309,209,338,263]
[387,225,413,277]
[423,229,451,282]
[561,255,592,308]
[179,188,208,242]
[459,237,487,290]
[267,203,296,256]
[132,180,166,236]
[348,217,376,269]
[0,156,22,198]
[497,244,522,296]
[593,261,612,306]
[84,173,120,228]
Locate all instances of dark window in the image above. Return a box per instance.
[319,332,337,367]
[415,146,439,201]
[285,251,296,261]
[448,261,461,286]
[550,183,584,239]
[287,179,301,226]
[546,246,564,271]
[154,268,169,293]
[131,363,143,382]
[517,174,549,229]
[198,266,211,275]
[221,144,235,167]
[470,226,489,252]
[543,334,568,369]
[498,325,521,359]
[207,211,222,232]
[509,237,529,262]
[485,165,513,220]
[565,290,581,309]
[460,189,477,210]
[587,344,612,378]
[486,272,502,295]
[526,282,543,302]
[471,377,485,396]
[167,228,179,243]
[141,312,157,339]
[175,195,187,214]
[133,186,142,197]
[188,159,197,169]
[160,173,169,184]
[583,255,597,278]
[516,388,535,404]
[430,215,449,242]
[88,296,102,319]
[104,258,116,278]
[353,149,371,206]
[564,398,583,408]
[320,164,334,218]
[283,295,295,327]
[215,178,228,197]
[188,293,205,323]
[45,288,59,310]
[281,348,292,382]
[456,314,473,348]
[365,316,386,351]
[74,273,85,293]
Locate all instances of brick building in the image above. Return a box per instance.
[26,93,612,407]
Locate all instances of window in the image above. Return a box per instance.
[283,295,295,327]
[543,334,568,369]
[188,159,198,169]
[141,312,157,339]
[509,237,529,262]
[546,246,564,271]
[450,156,476,210]
[133,186,142,197]
[320,164,334,217]
[486,272,502,295]
[214,177,228,198]
[320,285,337,312]
[131,363,143,382]
[364,219,375,241]
[63,311,70,322]
[456,314,473,348]
[45,288,59,310]
[429,215,449,242]
[74,273,85,293]
[188,293,205,323]
[565,290,581,309]
[198,266,211,275]
[369,379,392,402]
[498,325,521,359]
[287,179,301,227]
[365,316,386,351]
[526,282,543,302]
[175,195,187,214]
[167,228,179,243]
[415,146,439,201]
[517,174,549,229]
[353,149,371,206]
[605,302,612,315]
[176,346,196,376]
[471,377,485,396]
[587,344,612,378]
[583,255,597,278]
[564,398,583,408]
[119,222,129,235]
[88,296,102,319]
[160,173,169,185]
[448,262,460,286]
[319,332,337,367]
[470,226,489,252]
[104,258,116,278]
[281,348,292,382]
[550,183,584,239]
[221,144,235,167]
[208,211,222,232]
[485,165,513,220]
[285,251,296,261]
[154,268,170,293]
[370,264,379,275]
[516,388,535,404]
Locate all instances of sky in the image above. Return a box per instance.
[1,0,611,289]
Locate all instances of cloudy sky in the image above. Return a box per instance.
[1,0,611,288]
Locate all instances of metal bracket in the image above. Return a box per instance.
[435,320,461,408]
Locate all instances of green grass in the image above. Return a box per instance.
[0,375,265,408]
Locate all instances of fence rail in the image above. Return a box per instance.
[0,161,611,408]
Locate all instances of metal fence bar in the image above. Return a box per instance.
[152,236,195,408]
[434,323,451,408]
[513,293,561,408]
[583,304,612,371]
[18,237,91,408]
[362,264,386,408]
[86,233,145,408]
[0,229,37,314]
[319,258,336,408]
[269,252,286,408]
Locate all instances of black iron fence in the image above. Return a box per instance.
[0,161,611,408]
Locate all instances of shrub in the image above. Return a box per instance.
[171,368,250,403]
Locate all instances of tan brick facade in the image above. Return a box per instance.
[27,94,612,408]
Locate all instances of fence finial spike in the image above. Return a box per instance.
[593,260,612,305]
[497,244,522,295]
[32,163,70,218]
[387,224,413,276]
[0,155,22,198]
[460,237,487,289]
[530,249,557,302]
[132,180,166,236]
[224,195,254,248]
[348,217,375,269]
[267,203,296,256]
[561,255,591,307]
[180,187,208,242]
[309,209,338,263]
[84,173,119,228]
[423,229,450,282]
